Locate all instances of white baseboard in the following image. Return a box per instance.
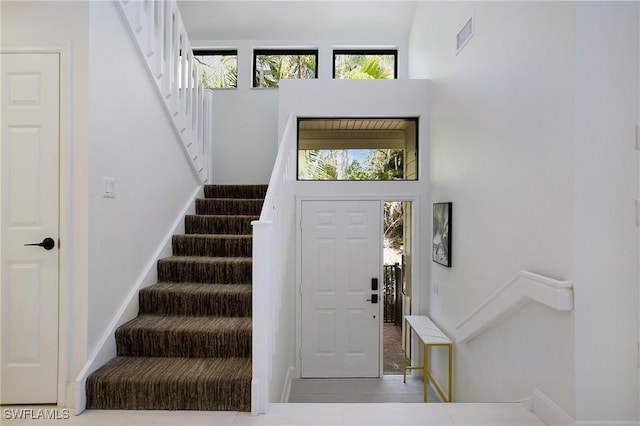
[70,186,202,414]
[576,422,640,426]
[280,367,296,403]
[532,388,574,426]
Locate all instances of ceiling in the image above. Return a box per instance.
[177,1,418,42]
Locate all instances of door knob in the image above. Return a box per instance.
[24,237,55,250]
[366,294,379,304]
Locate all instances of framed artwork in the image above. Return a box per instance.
[432,202,452,267]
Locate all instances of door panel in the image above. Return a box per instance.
[1,53,60,404]
[301,200,381,378]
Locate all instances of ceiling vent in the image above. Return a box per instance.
[456,16,474,54]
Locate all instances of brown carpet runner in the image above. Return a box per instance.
[85,184,267,412]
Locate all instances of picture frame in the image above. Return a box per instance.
[432,202,452,267]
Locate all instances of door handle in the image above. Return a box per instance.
[366,294,378,304]
[24,237,55,250]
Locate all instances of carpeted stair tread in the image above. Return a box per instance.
[172,234,252,257]
[139,282,251,317]
[196,198,264,216]
[204,184,268,199]
[87,184,264,412]
[185,214,258,235]
[85,356,251,411]
[158,256,252,284]
[116,315,251,358]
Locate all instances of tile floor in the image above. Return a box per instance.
[288,375,439,403]
[1,403,546,426]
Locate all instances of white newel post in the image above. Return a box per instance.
[251,221,273,415]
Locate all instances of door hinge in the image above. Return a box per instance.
[299,348,302,362]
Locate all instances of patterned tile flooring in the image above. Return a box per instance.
[383,323,404,374]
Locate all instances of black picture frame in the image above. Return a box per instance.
[432,202,452,267]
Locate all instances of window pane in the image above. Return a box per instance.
[254,50,317,88]
[334,51,397,80]
[193,50,237,89]
[297,118,417,181]
[299,149,405,180]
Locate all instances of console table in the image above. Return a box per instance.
[403,315,453,402]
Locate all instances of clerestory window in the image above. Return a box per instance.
[253,49,318,88]
[193,49,238,89]
[333,49,397,80]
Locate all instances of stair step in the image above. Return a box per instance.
[139,282,252,317]
[115,315,251,358]
[185,214,258,235]
[85,356,251,411]
[196,198,263,216]
[204,184,268,200]
[158,256,252,284]
[172,234,252,257]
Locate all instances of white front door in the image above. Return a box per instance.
[301,200,381,378]
[1,53,60,404]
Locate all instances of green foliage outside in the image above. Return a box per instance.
[254,54,316,88]
[298,149,404,181]
[194,54,237,89]
[334,54,395,80]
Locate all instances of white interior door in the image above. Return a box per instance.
[1,53,60,404]
[301,200,381,378]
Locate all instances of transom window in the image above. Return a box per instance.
[193,49,238,89]
[253,49,318,88]
[333,49,398,80]
[298,118,418,181]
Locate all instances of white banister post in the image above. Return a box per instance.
[251,221,273,415]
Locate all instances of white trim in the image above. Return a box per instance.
[71,185,202,414]
[456,271,574,343]
[1,45,71,408]
[280,367,296,403]
[576,422,640,426]
[532,388,574,426]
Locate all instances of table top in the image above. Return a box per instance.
[405,315,453,345]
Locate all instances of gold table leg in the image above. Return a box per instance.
[423,344,428,403]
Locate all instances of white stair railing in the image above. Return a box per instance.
[116,0,212,183]
[456,271,574,343]
[251,115,297,415]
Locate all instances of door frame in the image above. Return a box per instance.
[295,194,421,379]
[1,46,71,405]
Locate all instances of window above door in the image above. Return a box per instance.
[297,117,417,181]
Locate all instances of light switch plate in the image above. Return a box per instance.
[103,177,116,199]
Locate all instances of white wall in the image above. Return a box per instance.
[408,1,577,418]
[87,1,201,353]
[573,2,640,422]
[1,0,91,401]
[277,79,430,395]
[192,37,409,184]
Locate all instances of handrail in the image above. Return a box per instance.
[251,114,297,415]
[116,0,212,183]
[456,271,573,343]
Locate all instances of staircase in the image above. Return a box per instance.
[86,184,267,411]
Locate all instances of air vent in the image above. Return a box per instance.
[456,16,474,54]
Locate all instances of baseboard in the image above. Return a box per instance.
[280,367,296,403]
[532,388,574,426]
[575,422,640,426]
[70,185,202,414]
